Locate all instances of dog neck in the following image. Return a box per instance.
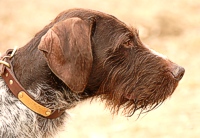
[0,49,66,119]
[0,47,77,137]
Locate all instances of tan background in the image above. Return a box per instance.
[0,0,199,138]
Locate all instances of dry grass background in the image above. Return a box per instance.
[0,0,200,138]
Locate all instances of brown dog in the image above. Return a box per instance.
[0,8,184,138]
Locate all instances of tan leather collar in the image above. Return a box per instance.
[0,49,65,119]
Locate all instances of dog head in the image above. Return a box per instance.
[38,9,185,116]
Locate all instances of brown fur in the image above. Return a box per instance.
[13,8,184,116]
[0,8,184,137]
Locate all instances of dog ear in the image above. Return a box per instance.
[38,17,94,93]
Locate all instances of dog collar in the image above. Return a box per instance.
[0,49,65,119]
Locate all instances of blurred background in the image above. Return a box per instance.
[0,0,199,137]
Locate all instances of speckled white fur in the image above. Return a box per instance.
[0,79,67,138]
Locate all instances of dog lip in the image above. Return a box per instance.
[124,93,131,100]
[124,93,135,100]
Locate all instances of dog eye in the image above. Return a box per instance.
[123,39,133,48]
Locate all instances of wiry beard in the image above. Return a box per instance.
[95,49,179,117]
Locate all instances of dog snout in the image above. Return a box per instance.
[170,64,185,81]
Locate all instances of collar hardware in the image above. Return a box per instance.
[0,49,65,119]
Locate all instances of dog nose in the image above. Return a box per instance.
[171,65,185,81]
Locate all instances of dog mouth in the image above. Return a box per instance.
[122,70,184,116]
[124,76,181,101]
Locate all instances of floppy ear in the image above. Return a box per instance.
[38,17,94,93]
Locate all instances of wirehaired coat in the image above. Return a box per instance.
[0,8,184,138]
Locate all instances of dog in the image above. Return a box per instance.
[0,8,185,138]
